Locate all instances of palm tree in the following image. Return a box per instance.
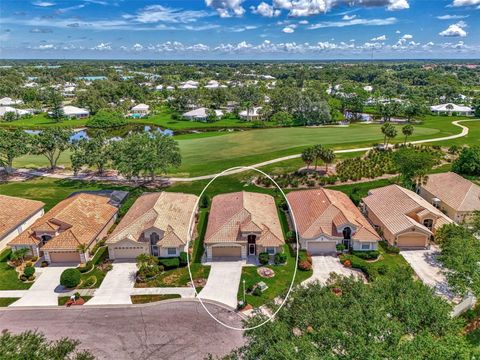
[321,148,336,173]
[11,248,29,263]
[301,148,315,169]
[312,144,324,171]
[381,123,397,148]
[77,244,87,254]
[402,124,414,145]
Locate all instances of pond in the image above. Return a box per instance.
[24,125,174,142]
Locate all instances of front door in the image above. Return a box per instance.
[249,244,255,255]
[152,246,159,257]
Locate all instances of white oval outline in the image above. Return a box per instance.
[186,165,301,331]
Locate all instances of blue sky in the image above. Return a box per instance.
[1,0,479,59]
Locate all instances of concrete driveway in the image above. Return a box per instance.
[86,261,137,305]
[401,247,454,299]
[10,266,71,307]
[198,261,243,308]
[0,300,244,360]
[303,256,365,285]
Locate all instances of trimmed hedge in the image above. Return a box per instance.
[179,252,188,267]
[274,252,287,264]
[91,247,108,265]
[158,257,180,270]
[352,250,379,260]
[60,268,81,288]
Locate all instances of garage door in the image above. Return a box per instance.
[111,246,146,260]
[307,241,336,255]
[49,251,81,263]
[396,233,428,249]
[212,246,242,259]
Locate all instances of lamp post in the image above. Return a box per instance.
[243,279,246,304]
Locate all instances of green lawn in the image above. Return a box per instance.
[0,250,32,291]
[130,294,181,304]
[0,298,20,307]
[0,114,89,129]
[237,245,312,308]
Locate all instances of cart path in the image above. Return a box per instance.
[9,119,477,184]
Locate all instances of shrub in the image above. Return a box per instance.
[286,231,295,242]
[60,268,81,288]
[298,260,312,271]
[253,286,262,296]
[0,249,11,262]
[352,250,379,260]
[91,247,108,265]
[86,109,127,128]
[274,252,287,264]
[74,292,81,300]
[25,261,33,267]
[158,257,180,270]
[23,266,35,278]
[336,244,346,252]
[41,261,49,267]
[258,252,270,265]
[179,252,188,267]
[200,196,209,209]
[381,241,400,254]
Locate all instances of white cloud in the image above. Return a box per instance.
[282,26,295,33]
[271,0,409,17]
[127,5,210,23]
[205,0,245,17]
[32,1,55,7]
[37,44,56,49]
[132,43,144,51]
[437,14,469,20]
[439,22,468,37]
[298,20,309,24]
[371,35,387,41]
[342,14,356,20]
[251,2,281,17]
[91,42,111,51]
[395,30,401,34]
[401,34,413,40]
[309,17,397,29]
[451,0,480,6]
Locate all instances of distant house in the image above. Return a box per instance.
[418,172,480,223]
[8,193,118,264]
[0,106,32,118]
[106,192,198,260]
[239,107,263,121]
[430,103,473,116]
[131,103,150,117]
[179,80,199,90]
[204,192,284,261]
[0,97,23,106]
[182,107,223,122]
[59,106,89,119]
[362,185,453,249]
[0,195,44,252]
[287,189,380,254]
[363,85,373,92]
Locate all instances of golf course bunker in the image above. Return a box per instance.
[186,166,300,331]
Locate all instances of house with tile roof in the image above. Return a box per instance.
[204,191,284,260]
[0,195,45,252]
[362,184,453,249]
[106,192,198,260]
[8,193,118,263]
[287,189,380,255]
[418,172,480,224]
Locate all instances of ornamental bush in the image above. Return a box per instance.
[179,252,188,267]
[352,250,380,260]
[23,266,35,278]
[258,252,270,265]
[298,260,312,271]
[158,257,180,270]
[60,268,81,288]
[274,252,287,264]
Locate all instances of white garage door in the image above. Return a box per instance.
[307,241,336,255]
[111,246,146,260]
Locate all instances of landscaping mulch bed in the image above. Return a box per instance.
[257,267,276,278]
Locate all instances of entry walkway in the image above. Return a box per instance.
[198,261,243,308]
[302,256,365,286]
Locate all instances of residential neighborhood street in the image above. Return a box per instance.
[0,300,245,359]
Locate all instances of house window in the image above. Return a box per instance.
[361,244,370,250]
[423,219,434,230]
[167,248,177,255]
[266,247,276,255]
[150,232,159,245]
